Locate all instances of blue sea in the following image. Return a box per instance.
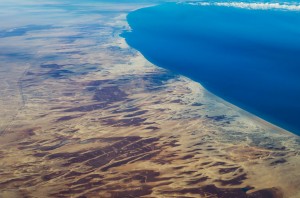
[122,1,300,135]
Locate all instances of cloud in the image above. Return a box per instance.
[185,1,300,11]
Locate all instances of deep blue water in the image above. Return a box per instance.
[122,2,300,135]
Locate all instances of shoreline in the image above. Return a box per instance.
[133,46,296,138]
[123,2,300,137]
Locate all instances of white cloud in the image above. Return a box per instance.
[186,1,300,11]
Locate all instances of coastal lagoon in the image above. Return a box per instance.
[123,2,300,135]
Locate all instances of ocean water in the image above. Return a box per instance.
[122,1,300,135]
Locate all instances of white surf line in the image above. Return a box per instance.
[183,1,300,11]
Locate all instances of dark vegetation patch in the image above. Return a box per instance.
[64,171,87,178]
[265,145,286,151]
[144,126,160,130]
[85,80,110,87]
[192,102,203,106]
[92,86,127,103]
[187,176,209,185]
[143,122,157,125]
[42,171,65,181]
[46,136,186,197]
[210,162,227,167]
[58,35,85,44]
[173,166,185,170]
[84,80,110,91]
[181,155,194,160]
[33,152,48,157]
[21,128,36,136]
[249,136,284,151]
[206,115,227,121]
[38,141,69,151]
[193,142,205,147]
[40,62,97,80]
[123,110,148,117]
[18,141,35,146]
[64,103,107,112]
[70,174,103,185]
[167,140,180,147]
[270,158,287,166]
[179,171,197,175]
[206,148,216,151]
[57,170,172,197]
[200,162,211,166]
[142,72,177,91]
[170,99,182,104]
[248,187,283,198]
[47,69,74,78]
[18,137,69,151]
[216,173,247,186]
[56,115,82,122]
[0,25,53,38]
[161,185,283,198]
[205,115,235,125]
[64,84,130,113]
[47,136,161,171]
[219,167,239,174]
[272,152,287,157]
[100,186,153,198]
[51,180,105,197]
[188,148,202,153]
[0,176,33,187]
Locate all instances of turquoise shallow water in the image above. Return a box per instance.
[123,2,300,135]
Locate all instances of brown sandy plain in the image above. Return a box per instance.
[0,1,299,198]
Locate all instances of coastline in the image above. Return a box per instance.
[199,82,295,136]
[123,2,300,137]
[123,40,300,196]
